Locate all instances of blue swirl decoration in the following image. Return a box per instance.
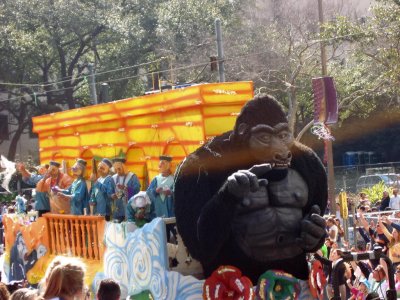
[93,218,203,299]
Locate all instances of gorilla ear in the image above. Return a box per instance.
[237,123,248,135]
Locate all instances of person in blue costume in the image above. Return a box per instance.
[89,158,115,221]
[58,159,89,215]
[17,163,50,217]
[15,192,27,214]
[126,191,153,227]
[147,155,176,242]
[111,157,141,222]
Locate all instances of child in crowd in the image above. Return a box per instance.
[97,278,121,300]
[40,256,86,300]
[10,288,38,300]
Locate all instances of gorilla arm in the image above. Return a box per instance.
[291,141,328,252]
[174,152,272,263]
[174,155,239,263]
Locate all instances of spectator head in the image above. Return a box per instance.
[396,265,400,279]
[393,188,398,196]
[358,278,370,293]
[10,288,38,300]
[329,248,342,261]
[393,228,400,242]
[42,256,86,300]
[383,190,389,197]
[0,282,10,300]
[359,192,367,199]
[97,279,121,300]
[327,217,335,227]
[7,280,27,295]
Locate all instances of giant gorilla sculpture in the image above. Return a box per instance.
[174,94,327,283]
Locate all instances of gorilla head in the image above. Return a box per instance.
[231,94,294,168]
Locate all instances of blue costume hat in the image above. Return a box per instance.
[76,158,87,166]
[49,161,60,167]
[112,157,126,164]
[101,158,113,168]
[159,155,172,162]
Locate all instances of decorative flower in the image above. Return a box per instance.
[255,270,300,300]
[203,265,254,300]
[309,260,326,300]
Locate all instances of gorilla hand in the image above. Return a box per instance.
[225,164,271,200]
[296,205,326,252]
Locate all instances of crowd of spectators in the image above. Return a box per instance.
[316,189,400,299]
[0,256,121,300]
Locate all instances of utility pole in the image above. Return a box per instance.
[87,63,98,105]
[215,19,225,82]
[318,0,336,214]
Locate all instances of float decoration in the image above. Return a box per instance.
[93,218,204,299]
[32,82,254,187]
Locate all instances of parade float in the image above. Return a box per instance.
[2,81,254,299]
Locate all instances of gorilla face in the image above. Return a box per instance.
[247,123,294,167]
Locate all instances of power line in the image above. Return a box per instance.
[0,59,215,104]
[0,57,167,88]
[0,25,394,105]
[0,21,396,89]
[0,48,326,104]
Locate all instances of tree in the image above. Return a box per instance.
[322,0,400,119]
[0,0,166,160]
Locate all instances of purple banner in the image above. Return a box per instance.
[312,77,338,125]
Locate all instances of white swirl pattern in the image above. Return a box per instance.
[94,218,204,299]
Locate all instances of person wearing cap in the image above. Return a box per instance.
[368,265,388,299]
[89,158,115,221]
[57,159,89,215]
[126,191,153,227]
[147,155,176,242]
[37,160,73,214]
[111,157,141,222]
[17,162,51,217]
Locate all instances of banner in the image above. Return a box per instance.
[312,77,338,125]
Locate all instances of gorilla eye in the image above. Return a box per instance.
[257,133,271,143]
[278,131,291,140]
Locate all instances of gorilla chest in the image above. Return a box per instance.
[231,169,309,261]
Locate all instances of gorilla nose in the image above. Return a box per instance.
[274,151,292,162]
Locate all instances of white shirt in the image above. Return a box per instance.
[389,195,400,210]
[329,224,338,242]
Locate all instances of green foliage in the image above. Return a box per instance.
[322,0,400,124]
[361,181,391,205]
[0,192,16,204]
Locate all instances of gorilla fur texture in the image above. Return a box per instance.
[174,95,327,283]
